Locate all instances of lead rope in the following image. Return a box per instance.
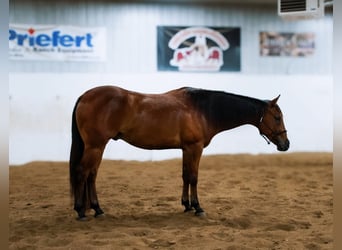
[260,133,271,145]
[259,111,271,145]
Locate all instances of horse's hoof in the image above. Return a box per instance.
[195,211,206,217]
[77,216,88,221]
[195,210,206,217]
[94,213,105,218]
[184,207,194,213]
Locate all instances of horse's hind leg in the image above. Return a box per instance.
[88,168,104,217]
[86,145,106,218]
[73,176,87,220]
[75,145,105,219]
[182,144,205,216]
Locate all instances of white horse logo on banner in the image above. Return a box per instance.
[168,27,229,72]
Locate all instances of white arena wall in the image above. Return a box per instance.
[9,73,333,165]
[9,1,333,165]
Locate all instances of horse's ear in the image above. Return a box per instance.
[270,95,280,106]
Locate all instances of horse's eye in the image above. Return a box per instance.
[275,116,281,121]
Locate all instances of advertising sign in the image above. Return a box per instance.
[9,24,107,61]
[260,31,315,57]
[157,26,240,72]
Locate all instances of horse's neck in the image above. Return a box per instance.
[209,94,265,134]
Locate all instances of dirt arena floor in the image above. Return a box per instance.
[9,153,332,250]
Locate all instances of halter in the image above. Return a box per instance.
[258,111,287,145]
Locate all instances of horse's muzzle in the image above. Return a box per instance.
[277,139,290,151]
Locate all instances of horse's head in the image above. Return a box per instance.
[258,95,290,151]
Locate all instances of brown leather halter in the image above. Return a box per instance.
[258,112,287,145]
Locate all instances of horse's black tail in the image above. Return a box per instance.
[69,97,84,198]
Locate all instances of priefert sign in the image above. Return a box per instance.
[9,24,106,61]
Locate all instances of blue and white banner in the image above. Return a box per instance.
[9,24,107,61]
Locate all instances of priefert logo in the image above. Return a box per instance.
[9,27,94,47]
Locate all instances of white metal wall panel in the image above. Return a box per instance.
[9,0,332,74]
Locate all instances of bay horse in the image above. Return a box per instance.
[69,86,289,220]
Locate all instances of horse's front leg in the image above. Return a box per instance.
[189,176,205,216]
[182,143,205,216]
[181,166,192,212]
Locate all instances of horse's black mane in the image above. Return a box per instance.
[185,87,268,129]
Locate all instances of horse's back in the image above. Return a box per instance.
[80,85,188,104]
[80,85,128,102]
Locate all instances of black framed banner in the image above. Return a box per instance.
[157,26,240,72]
